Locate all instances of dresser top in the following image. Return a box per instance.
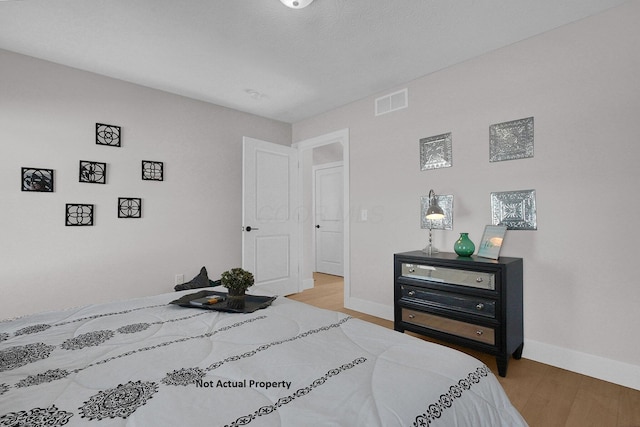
[395,251,522,267]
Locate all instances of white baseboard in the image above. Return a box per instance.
[343,299,640,391]
[523,339,640,391]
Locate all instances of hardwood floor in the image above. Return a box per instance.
[287,273,640,427]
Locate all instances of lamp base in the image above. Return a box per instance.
[421,245,439,255]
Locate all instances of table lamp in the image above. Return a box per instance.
[423,189,445,255]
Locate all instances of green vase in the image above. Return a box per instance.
[454,232,475,257]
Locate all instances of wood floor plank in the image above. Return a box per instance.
[565,376,620,427]
[618,385,640,426]
[519,367,583,426]
[495,358,549,413]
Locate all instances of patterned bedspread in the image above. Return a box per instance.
[0,290,527,426]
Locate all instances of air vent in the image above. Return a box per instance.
[375,88,408,116]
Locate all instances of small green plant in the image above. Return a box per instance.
[220,268,254,293]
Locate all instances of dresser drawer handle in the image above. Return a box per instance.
[476,330,484,336]
[475,277,484,283]
[408,290,416,296]
[408,314,416,319]
[475,303,484,311]
[409,268,415,273]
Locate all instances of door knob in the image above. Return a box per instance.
[315,225,320,228]
[244,226,259,232]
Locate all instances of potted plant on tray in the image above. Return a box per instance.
[220,267,254,310]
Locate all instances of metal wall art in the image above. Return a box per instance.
[79,161,107,184]
[21,167,54,192]
[490,189,537,230]
[118,198,142,218]
[96,123,121,147]
[142,160,163,181]
[489,117,534,162]
[66,204,94,226]
[420,194,454,230]
[420,132,452,170]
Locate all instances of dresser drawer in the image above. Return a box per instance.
[401,308,495,345]
[401,263,495,290]
[401,285,496,318]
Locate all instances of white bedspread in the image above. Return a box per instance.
[0,290,527,426]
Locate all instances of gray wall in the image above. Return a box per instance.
[0,49,290,318]
[293,2,640,388]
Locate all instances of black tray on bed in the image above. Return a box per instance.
[169,290,276,313]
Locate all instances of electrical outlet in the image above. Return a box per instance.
[175,274,184,285]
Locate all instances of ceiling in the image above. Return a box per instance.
[0,0,628,124]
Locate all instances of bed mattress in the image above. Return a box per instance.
[0,289,527,426]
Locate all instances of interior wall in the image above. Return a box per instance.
[313,142,343,166]
[292,2,640,388]
[0,49,291,319]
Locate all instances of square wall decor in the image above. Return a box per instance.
[96,123,121,147]
[66,204,94,226]
[79,160,107,184]
[489,117,534,162]
[420,132,452,170]
[118,198,142,218]
[420,194,453,230]
[142,161,163,181]
[21,167,54,192]
[490,189,537,230]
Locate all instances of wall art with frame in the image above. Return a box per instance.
[420,132,452,170]
[66,204,94,226]
[489,117,534,162]
[142,160,163,181]
[79,161,107,184]
[118,198,142,218]
[490,189,537,230]
[420,194,454,230]
[21,167,54,192]
[96,123,121,147]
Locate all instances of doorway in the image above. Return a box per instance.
[293,129,350,304]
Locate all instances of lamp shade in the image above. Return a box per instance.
[280,0,314,8]
[426,204,445,220]
[426,189,445,220]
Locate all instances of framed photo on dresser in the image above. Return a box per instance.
[477,225,508,259]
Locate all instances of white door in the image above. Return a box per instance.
[314,164,344,276]
[242,137,299,296]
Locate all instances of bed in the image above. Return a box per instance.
[0,288,527,426]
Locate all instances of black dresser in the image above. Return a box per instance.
[393,251,523,376]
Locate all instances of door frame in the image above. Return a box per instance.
[293,128,350,305]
